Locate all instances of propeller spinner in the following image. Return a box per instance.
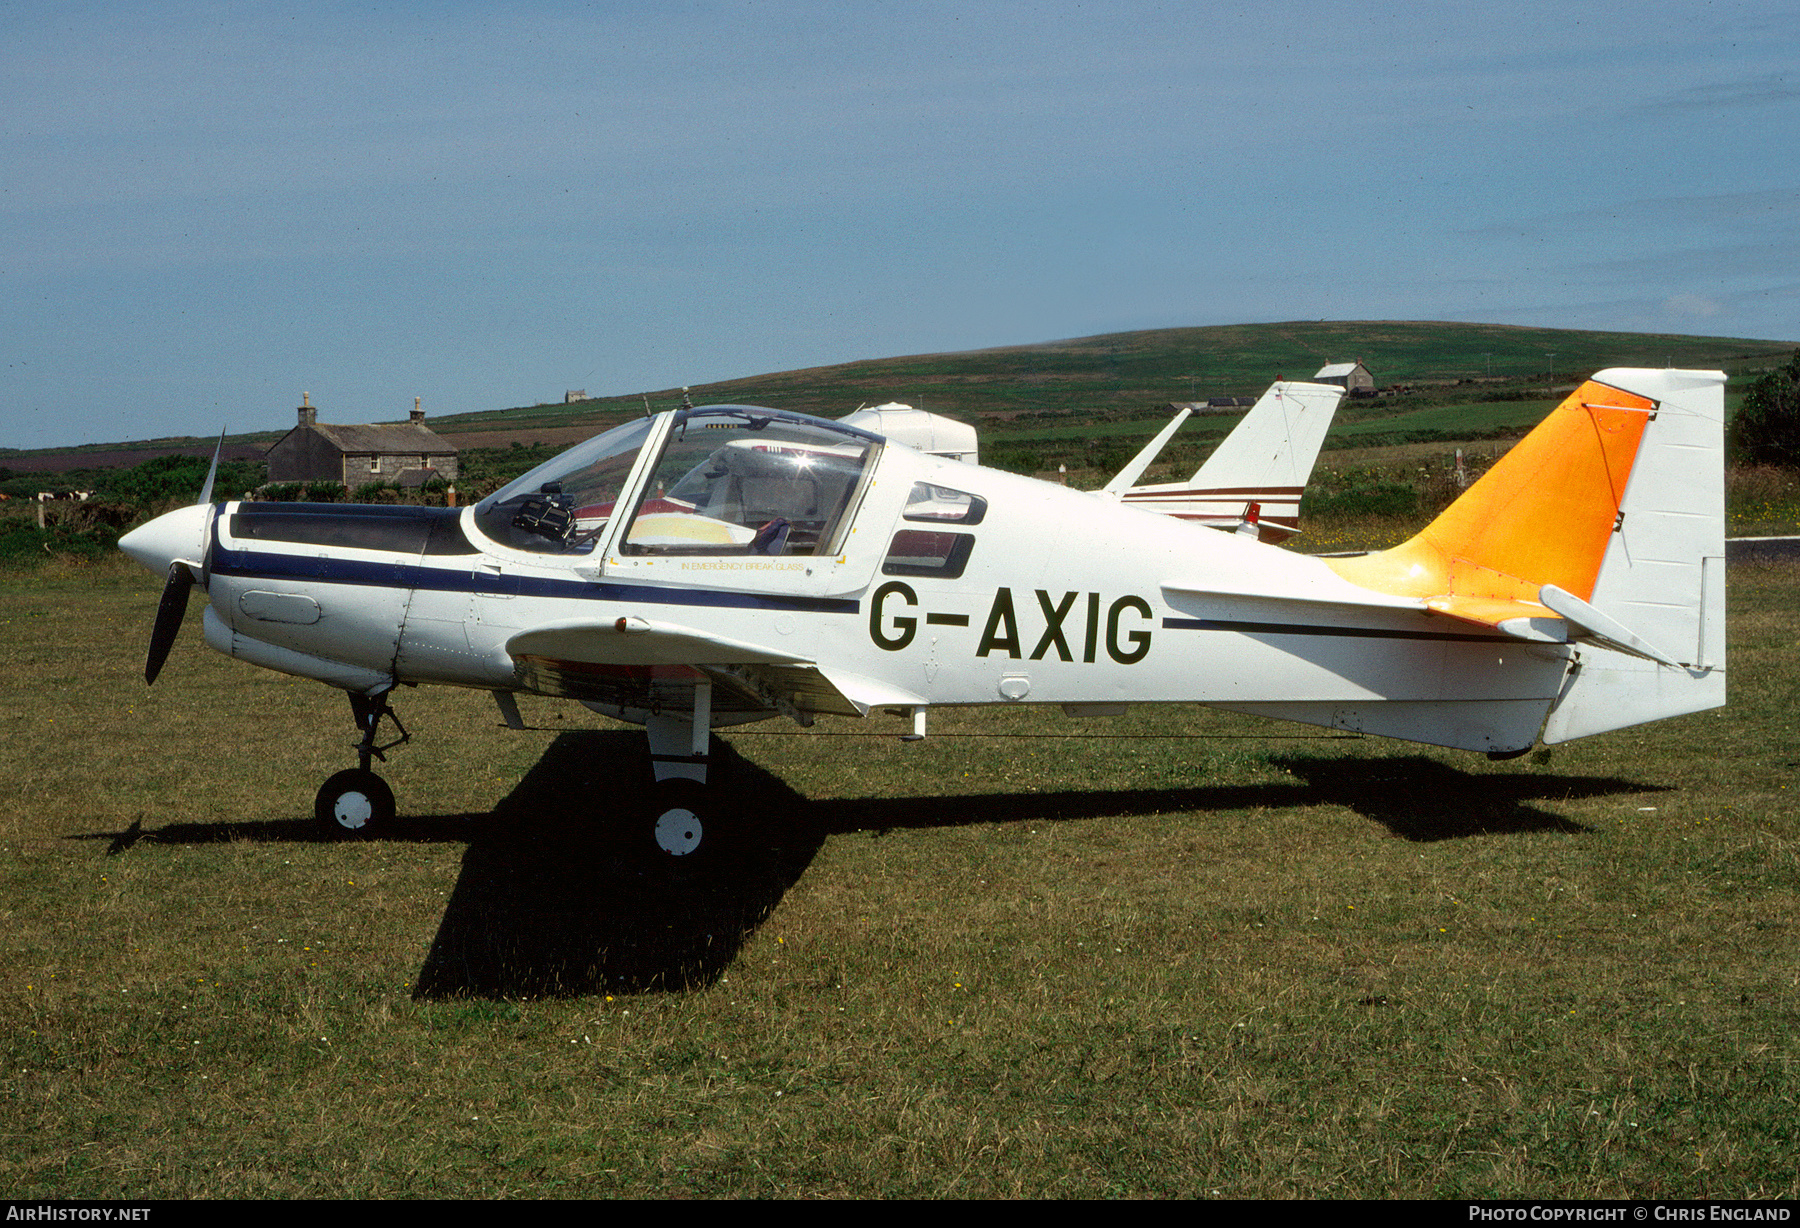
[118,432,224,684]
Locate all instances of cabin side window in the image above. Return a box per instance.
[903,482,986,525]
[472,417,656,554]
[882,529,976,578]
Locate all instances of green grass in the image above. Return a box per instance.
[1,554,1796,1197]
[1726,467,1800,538]
[1330,396,1557,442]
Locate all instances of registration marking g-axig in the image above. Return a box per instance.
[871,582,1152,664]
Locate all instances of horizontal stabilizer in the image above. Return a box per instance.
[1421,586,1682,667]
[1538,584,1681,668]
[1162,572,1422,617]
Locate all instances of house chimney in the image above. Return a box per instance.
[411,396,425,425]
[298,391,316,428]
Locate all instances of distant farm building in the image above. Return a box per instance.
[1311,361,1376,393]
[266,395,459,487]
[1162,398,1255,415]
[565,390,591,403]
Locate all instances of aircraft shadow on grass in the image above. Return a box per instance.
[80,731,1664,999]
[809,752,1655,844]
[413,731,822,999]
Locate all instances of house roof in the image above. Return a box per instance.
[273,421,456,456]
[1313,362,1368,380]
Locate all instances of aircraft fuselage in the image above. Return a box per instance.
[198,407,1570,755]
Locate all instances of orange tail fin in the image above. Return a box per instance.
[1325,378,1654,620]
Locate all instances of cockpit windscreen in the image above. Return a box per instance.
[472,417,655,554]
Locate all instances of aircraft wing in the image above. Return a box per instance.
[507,616,810,668]
[503,618,925,720]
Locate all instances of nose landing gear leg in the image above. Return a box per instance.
[315,687,409,838]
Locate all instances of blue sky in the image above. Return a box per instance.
[3,0,1796,450]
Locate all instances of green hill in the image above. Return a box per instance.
[6,321,1794,485]
[432,318,1795,436]
[361,319,1800,482]
[9,320,1800,558]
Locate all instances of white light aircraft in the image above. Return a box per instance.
[119,368,1725,860]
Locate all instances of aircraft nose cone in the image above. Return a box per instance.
[119,503,212,575]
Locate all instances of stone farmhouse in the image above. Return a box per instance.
[266,396,459,488]
[1311,361,1376,393]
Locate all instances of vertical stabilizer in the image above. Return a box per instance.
[1118,380,1344,540]
[1186,380,1343,493]
[1541,368,1726,742]
[1326,374,1659,608]
[1320,368,1726,747]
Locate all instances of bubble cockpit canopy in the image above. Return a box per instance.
[473,406,883,557]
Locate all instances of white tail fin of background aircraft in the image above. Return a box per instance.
[1111,380,1344,541]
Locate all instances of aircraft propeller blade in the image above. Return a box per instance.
[133,430,223,685]
[144,561,196,685]
[197,428,224,507]
[196,428,224,584]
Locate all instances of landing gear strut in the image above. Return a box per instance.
[644,679,719,862]
[314,688,408,837]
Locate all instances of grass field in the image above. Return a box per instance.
[1,550,1796,1199]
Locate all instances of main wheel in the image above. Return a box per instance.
[649,778,712,860]
[315,768,395,838]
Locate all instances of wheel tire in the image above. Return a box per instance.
[315,768,395,838]
[649,778,712,861]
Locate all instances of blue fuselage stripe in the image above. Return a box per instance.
[1162,616,1509,643]
[210,546,862,615]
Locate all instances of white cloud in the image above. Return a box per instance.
[1663,293,1722,319]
